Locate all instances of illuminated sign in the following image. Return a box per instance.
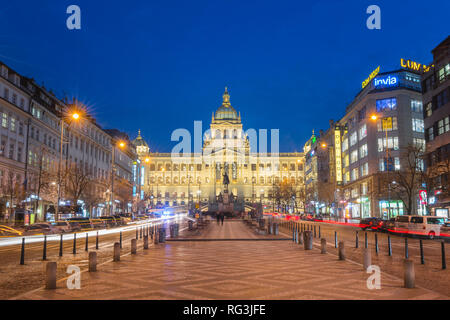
[362,66,380,89]
[334,126,342,184]
[419,190,427,205]
[400,58,434,73]
[373,75,398,88]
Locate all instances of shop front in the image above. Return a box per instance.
[379,200,404,219]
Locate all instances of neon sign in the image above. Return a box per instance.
[362,66,380,89]
[400,58,434,73]
[334,126,342,184]
[374,75,398,88]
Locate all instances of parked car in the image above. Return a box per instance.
[378,218,395,232]
[391,215,446,239]
[66,218,93,230]
[51,221,73,233]
[24,223,57,235]
[98,216,117,228]
[90,219,107,229]
[360,217,381,230]
[67,221,82,232]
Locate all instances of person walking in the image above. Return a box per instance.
[220,213,225,225]
[216,213,220,225]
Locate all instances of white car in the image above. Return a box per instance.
[393,215,446,239]
[51,221,73,233]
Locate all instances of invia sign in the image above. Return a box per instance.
[373,75,398,88]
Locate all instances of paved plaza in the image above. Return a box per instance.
[13,221,448,300]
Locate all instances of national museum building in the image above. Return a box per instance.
[133,88,305,211]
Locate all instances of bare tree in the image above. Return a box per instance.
[64,161,93,215]
[1,172,26,222]
[29,151,57,221]
[385,144,424,215]
[317,181,336,215]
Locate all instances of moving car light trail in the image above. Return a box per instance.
[0,213,187,247]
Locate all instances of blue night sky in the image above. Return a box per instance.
[0,0,448,152]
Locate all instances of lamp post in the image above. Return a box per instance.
[371,114,391,218]
[56,112,81,221]
[110,140,126,216]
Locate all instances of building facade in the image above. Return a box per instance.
[136,88,305,213]
[0,61,138,223]
[422,36,450,217]
[336,67,425,219]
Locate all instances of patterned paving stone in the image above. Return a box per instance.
[13,221,448,300]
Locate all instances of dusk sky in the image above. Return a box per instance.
[1,0,449,152]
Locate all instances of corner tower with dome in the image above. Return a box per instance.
[135,87,305,214]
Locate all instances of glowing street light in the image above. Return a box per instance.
[110,140,127,216]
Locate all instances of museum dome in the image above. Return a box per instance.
[214,87,239,121]
[132,129,149,148]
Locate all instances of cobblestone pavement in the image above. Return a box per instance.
[278,220,450,297]
[0,220,185,299]
[12,221,448,300]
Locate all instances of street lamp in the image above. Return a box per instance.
[110,140,126,216]
[370,114,392,218]
[56,110,82,221]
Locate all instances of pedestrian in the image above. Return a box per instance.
[220,213,225,225]
[216,213,220,225]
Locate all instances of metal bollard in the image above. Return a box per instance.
[338,241,345,260]
[355,231,359,248]
[365,232,368,249]
[442,241,446,270]
[85,233,88,252]
[303,231,313,250]
[120,231,123,249]
[20,238,25,265]
[363,248,371,270]
[96,231,99,250]
[419,239,425,265]
[73,233,77,255]
[404,259,415,288]
[89,252,97,272]
[42,235,47,261]
[140,227,142,239]
[45,262,57,289]
[334,231,337,248]
[59,234,63,257]
[144,235,149,249]
[320,238,327,254]
[113,242,120,262]
[318,226,321,238]
[375,233,378,254]
[154,227,159,244]
[405,237,409,259]
[131,239,137,254]
[388,235,392,256]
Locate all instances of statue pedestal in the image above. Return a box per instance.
[222,192,230,205]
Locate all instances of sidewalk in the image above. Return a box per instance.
[13,221,448,300]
